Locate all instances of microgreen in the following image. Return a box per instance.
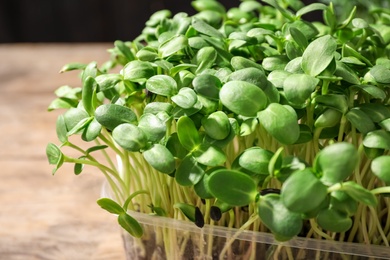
[46,0,390,257]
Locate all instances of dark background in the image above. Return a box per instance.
[0,0,319,43]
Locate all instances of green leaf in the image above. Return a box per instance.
[175,203,198,223]
[201,36,232,68]
[258,194,303,241]
[334,61,360,85]
[176,69,196,89]
[316,208,352,233]
[166,133,188,159]
[112,123,147,152]
[138,113,166,143]
[56,115,68,143]
[191,0,226,13]
[286,41,303,60]
[262,0,295,21]
[48,97,78,111]
[239,1,262,13]
[59,62,87,73]
[194,167,222,199]
[192,143,227,166]
[86,145,108,154]
[262,55,290,71]
[143,144,176,174]
[350,85,386,100]
[46,143,61,163]
[66,117,93,136]
[229,68,268,89]
[295,124,313,144]
[146,75,178,97]
[346,108,376,135]
[289,27,308,49]
[174,203,203,226]
[81,62,98,83]
[159,35,188,57]
[176,155,206,186]
[314,108,342,129]
[342,181,377,207]
[201,111,230,140]
[46,143,64,174]
[81,76,97,116]
[379,118,390,132]
[153,60,174,72]
[352,18,368,29]
[231,56,264,71]
[114,40,135,62]
[330,190,358,216]
[205,118,238,148]
[314,94,349,114]
[208,169,257,207]
[136,46,158,61]
[296,3,327,18]
[302,35,337,76]
[146,9,171,26]
[276,156,307,182]
[341,56,365,66]
[323,5,336,32]
[268,70,292,89]
[238,147,274,176]
[363,130,390,150]
[193,46,217,74]
[191,17,224,38]
[171,87,198,109]
[95,104,137,131]
[369,65,390,84]
[172,99,203,118]
[285,57,303,74]
[314,142,358,185]
[97,198,125,215]
[371,156,390,184]
[95,74,123,92]
[283,74,319,107]
[287,42,303,62]
[74,160,84,175]
[357,103,390,123]
[123,60,155,82]
[63,108,89,132]
[118,213,143,238]
[288,20,319,42]
[239,117,258,136]
[257,103,300,145]
[338,6,356,29]
[144,102,173,115]
[342,44,372,67]
[193,74,221,100]
[226,8,253,23]
[210,203,228,221]
[220,81,267,117]
[281,168,328,213]
[177,116,201,151]
[82,118,102,142]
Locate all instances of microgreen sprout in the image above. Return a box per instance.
[47,0,390,258]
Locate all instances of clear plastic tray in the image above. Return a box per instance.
[102,183,390,260]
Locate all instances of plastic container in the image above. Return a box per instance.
[102,183,390,260]
[119,210,390,260]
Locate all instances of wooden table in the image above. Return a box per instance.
[0,44,126,260]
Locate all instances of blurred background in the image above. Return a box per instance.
[0,0,388,43]
[0,0,326,43]
[0,0,241,43]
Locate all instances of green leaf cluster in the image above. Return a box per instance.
[46,0,390,246]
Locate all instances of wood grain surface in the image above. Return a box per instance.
[0,44,126,260]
